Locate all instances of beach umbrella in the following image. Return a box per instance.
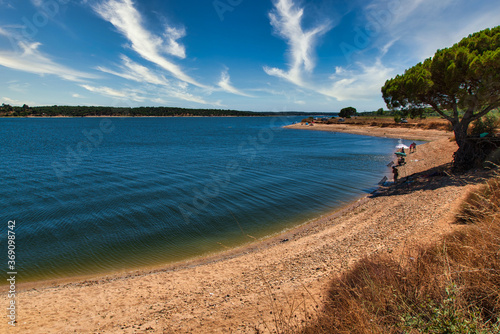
[396,139,409,150]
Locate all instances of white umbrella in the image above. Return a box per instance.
[396,139,409,149]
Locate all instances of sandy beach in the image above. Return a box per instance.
[284,122,452,142]
[2,125,485,333]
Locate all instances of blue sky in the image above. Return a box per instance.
[0,0,499,112]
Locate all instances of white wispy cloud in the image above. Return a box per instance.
[163,26,186,59]
[320,60,394,101]
[93,0,206,88]
[168,89,220,106]
[248,87,290,97]
[80,84,155,103]
[0,40,97,82]
[151,97,167,104]
[217,69,253,97]
[81,80,220,106]
[2,96,30,106]
[97,55,170,86]
[264,0,331,86]
[80,84,131,99]
[96,56,242,104]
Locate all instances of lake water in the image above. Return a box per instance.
[1,117,416,283]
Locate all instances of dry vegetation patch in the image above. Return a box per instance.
[299,174,500,334]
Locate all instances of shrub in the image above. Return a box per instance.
[470,114,499,136]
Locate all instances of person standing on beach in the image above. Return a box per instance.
[392,166,399,183]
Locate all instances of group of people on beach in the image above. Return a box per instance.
[392,142,417,183]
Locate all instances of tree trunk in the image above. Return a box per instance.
[452,119,474,170]
[453,120,469,148]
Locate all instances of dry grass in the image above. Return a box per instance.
[420,121,452,131]
[293,174,500,334]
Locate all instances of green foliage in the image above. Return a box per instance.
[470,114,499,136]
[394,114,402,124]
[399,284,500,334]
[382,26,500,152]
[339,106,357,118]
[1,103,13,113]
[404,107,426,119]
[376,108,385,115]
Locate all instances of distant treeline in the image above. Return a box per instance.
[361,107,454,118]
[0,104,257,117]
[0,104,335,117]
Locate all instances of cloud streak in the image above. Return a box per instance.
[163,26,186,59]
[2,96,31,106]
[217,69,253,97]
[0,39,96,82]
[82,76,221,106]
[81,84,138,100]
[93,0,206,88]
[320,60,394,101]
[264,0,331,86]
[97,55,170,86]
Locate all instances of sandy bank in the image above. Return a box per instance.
[3,128,487,334]
[285,122,452,142]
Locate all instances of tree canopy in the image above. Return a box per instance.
[382,26,500,168]
[339,107,357,118]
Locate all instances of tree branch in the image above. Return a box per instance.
[470,104,498,122]
[452,97,459,119]
[429,102,455,123]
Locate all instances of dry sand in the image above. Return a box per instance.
[1,125,487,333]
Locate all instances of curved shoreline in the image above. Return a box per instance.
[2,126,471,334]
[5,124,448,289]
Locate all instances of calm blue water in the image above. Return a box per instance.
[1,117,416,282]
